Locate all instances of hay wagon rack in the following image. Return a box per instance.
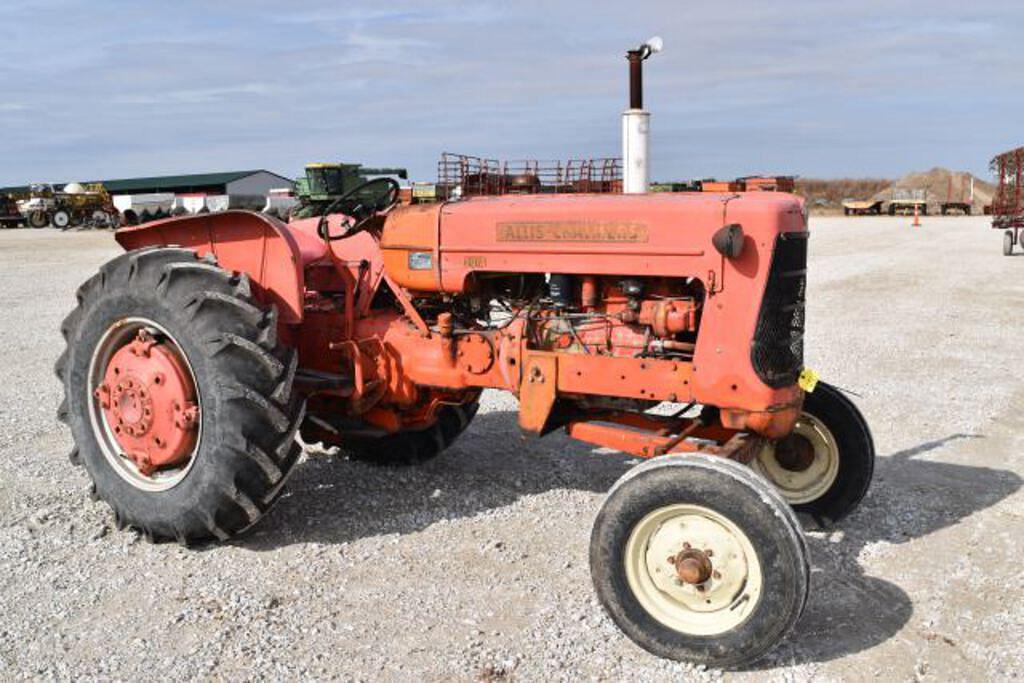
[991,147,1024,255]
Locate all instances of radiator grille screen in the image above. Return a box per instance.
[751,232,807,388]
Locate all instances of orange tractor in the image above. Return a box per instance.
[57,176,873,667]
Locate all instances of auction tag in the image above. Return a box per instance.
[798,368,820,393]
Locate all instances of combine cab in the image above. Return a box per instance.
[290,162,408,220]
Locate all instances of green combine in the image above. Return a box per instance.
[290,163,408,220]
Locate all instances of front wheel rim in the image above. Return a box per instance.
[624,503,763,636]
[752,412,840,504]
[86,317,202,491]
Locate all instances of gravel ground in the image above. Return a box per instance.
[1,216,1022,681]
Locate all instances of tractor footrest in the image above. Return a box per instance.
[294,369,354,393]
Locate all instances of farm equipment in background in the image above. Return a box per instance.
[289,162,408,220]
[436,153,622,199]
[887,188,928,216]
[60,183,120,229]
[737,175,796,192]
[262,187,299,219]
[19,183,58,228]
[696,176,796,194]
[940,174,974,215]
[114,193,175,225]
[649,176,796,195]
[991,146,1024,255]
[841,199,883,215]
[0,193,24,228]
[649,180,701,192]
[19,182,119,229]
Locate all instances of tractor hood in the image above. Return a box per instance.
[381,191,807,294]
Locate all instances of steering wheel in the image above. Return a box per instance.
[317,177,401,242]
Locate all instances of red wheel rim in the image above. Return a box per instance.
[87,319,202,490]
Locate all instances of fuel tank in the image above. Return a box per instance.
[380,192,806,294]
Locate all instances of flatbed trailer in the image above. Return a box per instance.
[842,199,883,215]
[940,174,974,215]
[991,146,1024,255]
[887,198,928,216]
[940,201,971,215]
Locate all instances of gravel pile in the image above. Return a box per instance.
[870,167,996,206]
[1,217,1021,680]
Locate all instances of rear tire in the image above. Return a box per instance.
[305,400,479,466]
[591,454,809,668]
[56,248,304,543]
[28,210,48,228]
[1005,230,1014,256]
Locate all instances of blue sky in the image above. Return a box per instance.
[0,1,1020,186]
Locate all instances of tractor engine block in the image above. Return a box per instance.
[527,275,702,360]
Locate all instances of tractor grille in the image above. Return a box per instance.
[751,232,807,388]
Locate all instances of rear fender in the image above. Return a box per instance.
[114,211,327,323]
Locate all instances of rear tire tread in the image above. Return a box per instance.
[58,248,304,544]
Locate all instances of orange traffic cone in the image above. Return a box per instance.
[912,204,921,227]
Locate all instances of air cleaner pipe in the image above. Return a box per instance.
[622,39,662,194]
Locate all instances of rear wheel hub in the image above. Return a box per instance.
[89,322,200,487]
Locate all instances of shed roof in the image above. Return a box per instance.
[1,169,293,195]
[98,170,292,193]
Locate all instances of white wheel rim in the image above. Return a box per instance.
[752,412,839,504]
[53,212,69,227]
[624,504,763,636]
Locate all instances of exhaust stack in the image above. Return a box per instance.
[622,37,662,194]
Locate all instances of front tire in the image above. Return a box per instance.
[52,209,71,230]
[56,248,304,543]
[1005,230,1015,256]
[751,381,874,527]
[591,454,809,668]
